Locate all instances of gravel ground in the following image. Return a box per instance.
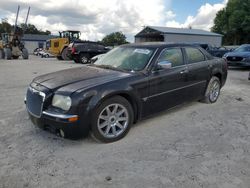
[0,56,250,188]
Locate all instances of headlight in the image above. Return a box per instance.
[52,94,72,111]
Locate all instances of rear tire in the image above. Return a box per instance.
[202,76,221,104]
[61,48,70,60]
[0,49,4,59]
[91,96,134,143]
[79,53,89,64]
[4,48,12,60]
[22,48,29,59]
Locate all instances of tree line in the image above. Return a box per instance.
[212,0,250,45]
[0,19,51,35]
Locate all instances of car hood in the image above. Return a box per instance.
[33,65,132,93]
[225,51,250,58]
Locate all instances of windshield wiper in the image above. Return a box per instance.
[92,64,131,72]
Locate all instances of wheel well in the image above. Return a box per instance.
[213,73,222,84]
[99,93,139,123]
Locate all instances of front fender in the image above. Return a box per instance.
[76,83,142,122]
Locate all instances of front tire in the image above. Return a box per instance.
[202,76,221,103]
[91,96,134,143]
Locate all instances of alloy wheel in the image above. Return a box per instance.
[97,103,129,138]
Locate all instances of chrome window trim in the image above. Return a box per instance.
[155,47,185,68]
[185,47,206,64]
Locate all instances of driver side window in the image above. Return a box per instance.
[158,48,184,67]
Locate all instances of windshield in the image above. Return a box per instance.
[234,45,250,52]
[94,46,155,71]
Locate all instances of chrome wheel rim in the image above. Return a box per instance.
[97,103,129,138]
[209,81,220,102]
[81,57,88,63]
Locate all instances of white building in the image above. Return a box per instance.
[22,34,56,53]
[135,26,223,47]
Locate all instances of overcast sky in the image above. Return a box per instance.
[0,0,228,42]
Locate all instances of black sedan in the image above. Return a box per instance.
[25,43,227,142]
[223,44,250,67]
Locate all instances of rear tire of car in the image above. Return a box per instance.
[91,96,134,143]
[79,53,89,64]
[202,76,221,104]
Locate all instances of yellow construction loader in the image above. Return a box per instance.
[46,30,80,60]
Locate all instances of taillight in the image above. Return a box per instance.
[71,47,76,54]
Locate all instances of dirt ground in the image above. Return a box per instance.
[0,56,250,188]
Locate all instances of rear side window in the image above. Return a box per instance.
[158,48,184,67]
[185,47,205,64]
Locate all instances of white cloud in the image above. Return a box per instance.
[0,0,171,42]
[0,0,229,42]
[166,0,228,31]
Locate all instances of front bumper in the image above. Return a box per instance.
[227,61,250,67]
[28,110,90,139]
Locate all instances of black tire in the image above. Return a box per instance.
[13,55,19,59]
[79,53,89,64]
[22,48,29,59]
[4,48,12,60]
[56,56,63,60]
[91,96,134,143]
[0,49,4,59]
[202,76,221,104]
[61,48,70,60]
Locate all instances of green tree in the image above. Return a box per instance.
[102,32,128,46]
[0,19,51,35]
[212,0,250,45]
[20,23,51,35]
[0,18,12,34]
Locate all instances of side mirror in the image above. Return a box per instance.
[157,60,172,70]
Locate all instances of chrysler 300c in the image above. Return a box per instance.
[25,43,227,142]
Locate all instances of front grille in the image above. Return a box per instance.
[227,56,243,61]
[26,87,45,118]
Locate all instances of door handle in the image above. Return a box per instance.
[180,69,189,74]
[208,64,213,69]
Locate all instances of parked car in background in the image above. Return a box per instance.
[40,51,55,58]
[194,43,232,58]
[33,48,43,56]
[90,53,105,63]
[25,43,227,143]
[67,41,109,63]
[223,44,250,67]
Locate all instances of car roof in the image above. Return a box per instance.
[122,42,200,48]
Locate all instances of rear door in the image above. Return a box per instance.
[142,47,189,116]
[184,47,210,100]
